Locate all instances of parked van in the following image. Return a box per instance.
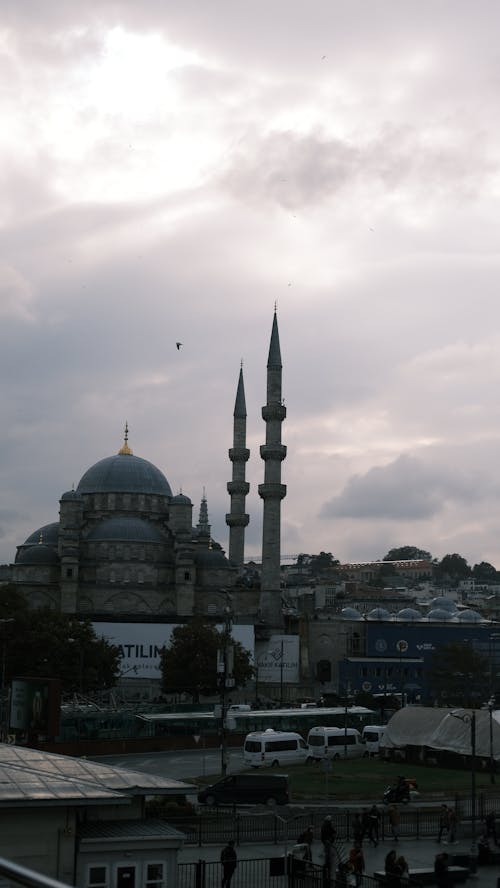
[197,773,289,807]
[307,726,365,760]
[243,729,308,768]
[361,725,386,756]
[228,704,251,713]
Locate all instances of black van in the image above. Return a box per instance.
[197,773,289,807]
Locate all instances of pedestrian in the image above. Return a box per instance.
[367,804,381,847]
[447,807,458,844]
[349,843,365,888]
[360,808,370,843]
[478,831,492,865]
[321,815,337,870]
[388,804,400,842]
[220,840,237,888]
[297,825,314,860]
[352,812,363,845]
[485,810,499,845]
[436,804,450,844]
[395,855,409,882]
[434,852,452,888]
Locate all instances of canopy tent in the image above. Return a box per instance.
[381,706,500,761]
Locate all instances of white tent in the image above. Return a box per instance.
[381,706,500,761]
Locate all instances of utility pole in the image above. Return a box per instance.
[218,599,234,776]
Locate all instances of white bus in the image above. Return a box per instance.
[243,729,308,768]
[307,726,365,760]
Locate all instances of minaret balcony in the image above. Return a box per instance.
[262,404,286,422]
[228,447,250,462]
[258,482,287,500]
[259,444,287,462]
[227,480,250,495]
[225,513,250,527]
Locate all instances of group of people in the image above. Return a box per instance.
[436,804,458,845]
[352,805,382,846]
[384,849,409,886]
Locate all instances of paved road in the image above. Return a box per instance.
[91,747,244,780]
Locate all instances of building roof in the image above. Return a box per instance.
[77,453,172,497]
[0,744,194,808]
[78,818,186,842]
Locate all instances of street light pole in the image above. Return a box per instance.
[218,600,234,777]
[449,709,477,869]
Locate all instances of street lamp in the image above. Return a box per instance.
[449,709,477,869]
[217,595,234,776]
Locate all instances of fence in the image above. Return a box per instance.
[178,856,381,888]
[169,797,492,848]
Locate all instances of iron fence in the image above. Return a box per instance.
[178,856,381,888]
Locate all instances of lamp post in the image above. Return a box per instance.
[217,597,234,776]
[449,709,477,868]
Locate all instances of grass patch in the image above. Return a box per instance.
[191,758,494,802]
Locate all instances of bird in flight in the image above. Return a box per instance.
[176,342,183,350]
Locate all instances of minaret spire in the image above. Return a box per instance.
[197,490,211,541]
[258,310,287,626]
[226,364,250,566]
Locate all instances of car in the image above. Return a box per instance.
[197,773,289,807]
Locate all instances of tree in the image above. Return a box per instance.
[472,561,498,582]
[160,620,254,702]
[383,546,432,562]
[434,553,471,585]
[428,642,489,706]
[0,588,120,694]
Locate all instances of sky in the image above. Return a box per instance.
[2,1,500,569]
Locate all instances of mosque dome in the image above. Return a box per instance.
[455,608,484,623]
[427,608,455,621]
[60,489,82,502]
[17,543,59,565]
[340,607,363,620]
[171,493,192,505]
[395,608,422,621]
[77,453,172,497]
[23,523,59,548]
[366,607,391,621]
[429,596,457,612]
[87,516,165,543]
[194,547,231,569]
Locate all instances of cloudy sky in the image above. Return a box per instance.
[2,0,500,569]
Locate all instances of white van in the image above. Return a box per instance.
[243,729,308,768]
[361,725,386,757]
[307,726,365,760]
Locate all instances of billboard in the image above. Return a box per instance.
[255,634,300,683]
[10,677,61,736]
[92,622,255,679]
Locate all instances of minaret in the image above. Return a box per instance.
[226,365,250,566]
[197,490,211,545]
[258,310,287,626]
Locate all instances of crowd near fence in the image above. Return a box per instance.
[178,856,382,888]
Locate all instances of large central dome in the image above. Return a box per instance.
[77,453,172,497]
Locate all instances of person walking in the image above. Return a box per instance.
[388,804,400,842]
[434,851,453,888]
[220,840,237,888]
[297,825,314,859]
[320,815,337,871]
[436,804,450,844]
[447,807,458,844]
[485,810,499,845]
[367,804,381,847]
[352,812,363,846]
[348,843,365,888]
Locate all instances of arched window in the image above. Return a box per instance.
[316,659,331,683]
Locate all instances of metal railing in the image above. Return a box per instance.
[0,857,72,888]
[178,856,381,888]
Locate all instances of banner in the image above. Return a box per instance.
[255,634,300,683]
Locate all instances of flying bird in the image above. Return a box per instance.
[176,342,183,350]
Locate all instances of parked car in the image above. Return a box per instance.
[197,773,289,807]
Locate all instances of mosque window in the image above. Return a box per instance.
[316,659,331,683]
[184,571,190,581]
[66,568,73,578]
[124,570,130,584]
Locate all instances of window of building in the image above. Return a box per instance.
[66,568,73,578]
[324,588,336,606]
[145,863,164,888]
[138,572,144,584]
[87,865,109,888]
[316,659,331,683]
[110,571,116,583]
[184,571,190,581]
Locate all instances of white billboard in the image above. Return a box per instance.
[92,621,255,680]
[255,634,300,683]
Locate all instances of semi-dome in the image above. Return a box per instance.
[17,544,59,565]
[194,548,231,568]
[77,453,172,497]
[171,493,192,505]
[86,516,165,543]
[60,489,82,502]
[23,523,59,548]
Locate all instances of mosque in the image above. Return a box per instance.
[9,313,287,632]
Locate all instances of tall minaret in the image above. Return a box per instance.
[258,310,287,626]
[226,364,250,566]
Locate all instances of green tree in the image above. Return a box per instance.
[472,561,498,582]
[0,589,120,693]
[160,620,254,702]
[428,642,488,706]
[383,546,432,561]
[434,553,471,586]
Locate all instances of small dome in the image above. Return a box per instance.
[194,548,231,568]
[395,608,422,622]
[171,493,192,505]
[60,489,82,502]
[17,544,59,565]
[429,597,457,612]
[77,453,172,497]
[86,517,165,543]
[366,607,391,621]
[23,523,59,548]
[456,609,484,623]
[341,607,363,620]
[427,608,455,621]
